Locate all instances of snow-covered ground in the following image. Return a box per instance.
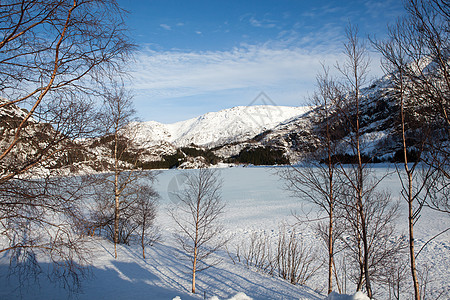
[0,166,448,299]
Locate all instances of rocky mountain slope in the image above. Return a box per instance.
[245,75,401,163]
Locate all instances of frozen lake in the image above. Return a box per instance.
[153,165,449,241]
[153,165,450,298]
[155,166,297,229]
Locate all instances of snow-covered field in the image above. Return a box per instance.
[0,166,449,299]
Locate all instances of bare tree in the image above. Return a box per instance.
[333,24,375,297]
[227,224,321,288]
[275,225,321,286]
[0,0,133,289]
[81,171,159,252]
[98,83,136,258]
[375,32,427,300]
[380,251,409,300]
[322,24,408,298]
[169,169,226,294]
[337,187,406,297]
[284,25,407,297]
[90,83,162,259]
[0,174,92,291]
[373,1,450,298]
[0,0,133,183]
[279,67,345,295]
[238,231,274,273]
[131,185,160,259]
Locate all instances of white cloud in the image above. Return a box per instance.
[160,24,171,30]
[249,17,277,28]
[127,40,384,122]
[130,46,333,99]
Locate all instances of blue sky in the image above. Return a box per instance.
[117,0,405,123]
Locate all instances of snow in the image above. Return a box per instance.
[209,292,254,300]
[132,105,311,147]
[0,97,34,122]
[325,291,370,300]
[0,166,449,299]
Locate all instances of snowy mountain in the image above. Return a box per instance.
[131,105,311,148]
[247,75,401,162]
[2,66,442,172]
[0,97,35,123]
[124,74,403,168]
[121,73,408,168]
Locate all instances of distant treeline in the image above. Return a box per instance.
[228,146,289,166]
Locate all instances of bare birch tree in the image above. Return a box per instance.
[95,83,160,259]
[169,169,226,294]
[0,0,133,288]
[375,26,426,300]
[131,185,160,259]
[103,84,134,259]
[84,173,159,252]
[0,0,133,183]
[329,24,406,297]
[373,1,449,298]
[279,67,345,295]
[338,186,406,295]
[334,24,375,297]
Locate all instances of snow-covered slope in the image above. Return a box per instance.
[133,105,311,147]
[0,97,35,123]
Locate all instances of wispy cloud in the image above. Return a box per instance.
[240,13,278,29]
[160,24,172,30]
[128,19,386,123]
[363,0,405,19]
[130,44,345,102]
[249,17,277,28]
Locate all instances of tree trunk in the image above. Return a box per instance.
[142,226,146,259]
[359,199,372,297]
[192,195,201,293]
[327,108,334,295]
[355,66,372,298]
[399,77,421,300]
[114,186,119,259]
[192,247,197,293]
[328,207,333,294]
[404,128,421,300]
[114,131,120,259]
[356,229,364,292]
[333,258,342,294]
[409,197,420,300]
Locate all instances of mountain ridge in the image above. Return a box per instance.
[2,69,438,172]
[131,105,312,148]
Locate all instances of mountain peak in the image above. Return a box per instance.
[133,105,311,147]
